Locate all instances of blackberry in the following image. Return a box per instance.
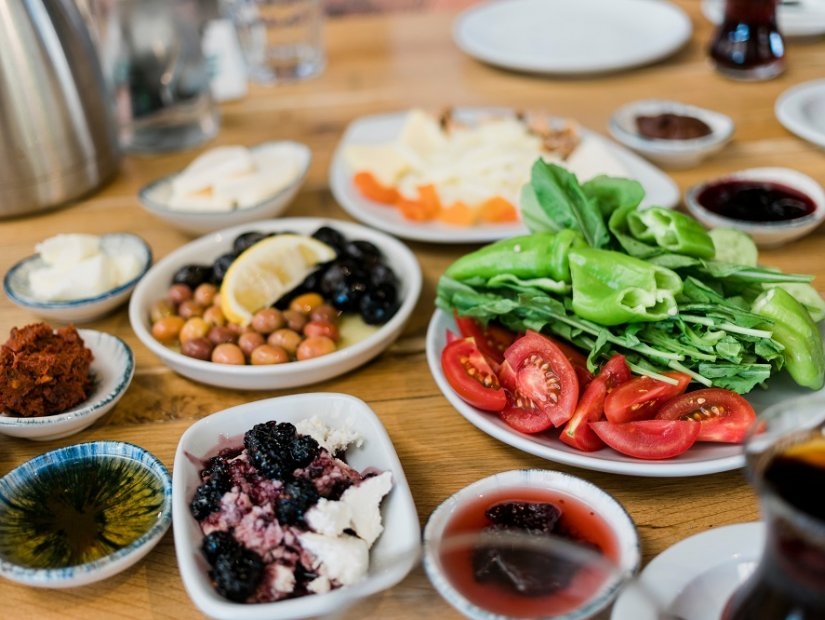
[190,476,230,520]
[249,449,291,480]
[210,545,264,603]
[201,530,239,566]
[276,479,319,525]
[244,421,299,479]
[289,434,320,468]
[485,501,562,535]
[273,422,297,445]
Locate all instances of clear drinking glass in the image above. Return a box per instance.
[721,393,825,619]
[708,0,785,80]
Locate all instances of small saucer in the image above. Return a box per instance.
[776,78,825,150]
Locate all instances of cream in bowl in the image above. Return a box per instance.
[0,440,172,588]
[684,167,825,248]
[609,99,734,169]
[3,232,152,323]
[138,141,311,235]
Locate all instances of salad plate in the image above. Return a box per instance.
[452,0,692,76]
[426,309,825,477]
[702,0,825,38]
[611,522,763,620]
[775,79,825,150]
[330,108,680,244]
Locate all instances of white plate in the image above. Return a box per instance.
[611,522,763,620]
[330,109,679,244]
[426,309,825,477]
[453,0,692,75]
[702,0,825,38]
[172,393,421,620]
[128,218,421,390]
[775,79,825,149]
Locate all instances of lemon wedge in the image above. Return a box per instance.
[219,234,336,326]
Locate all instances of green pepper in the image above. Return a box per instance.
[569,247,683,326]
[626,207,715,259]
[752,286,825,390]
[444,229,586,284]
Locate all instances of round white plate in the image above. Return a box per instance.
[452,0,692,75]
[426,309,825,477]
[702,0,825,38]
[775,79,825,149]
[611,522,764,620]
[330,109,679,244]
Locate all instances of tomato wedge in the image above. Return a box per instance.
[589,419,700,460]
[603,372,692,424]
[551,337,594,393]
[654,388,757,443]
[454,315,517,366]
[560,354,632,452]
[498,331,579,429]
[441,338,507,412]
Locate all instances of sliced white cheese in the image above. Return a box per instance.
[340,471,393,547]
[343,143,412,186]
[35,233,101,266]
[171,145,255,196]
[397,108,448,157]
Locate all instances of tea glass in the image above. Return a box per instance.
[708,0,785,81]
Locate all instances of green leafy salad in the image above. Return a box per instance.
[436,161,825,395]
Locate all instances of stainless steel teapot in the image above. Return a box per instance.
[0,0,121,218]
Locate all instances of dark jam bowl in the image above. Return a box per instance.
[685,167,825,248]
[0,441,172,588]
[422,469,641,620]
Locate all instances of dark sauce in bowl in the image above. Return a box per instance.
[635,113,713,140]
[696,180,816,223]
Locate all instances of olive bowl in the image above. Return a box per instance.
[128,217,422,390]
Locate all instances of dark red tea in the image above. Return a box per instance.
[709,0,785,80]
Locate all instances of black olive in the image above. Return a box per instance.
[232,231,270,254]
[319,260,364,296]
[212,252,238,284]
[343,240,382,266]
[359,284,399,325]
[312,226,347,253]
[369,263,398,287]
[331,279,369,312]
[172,264,213,289]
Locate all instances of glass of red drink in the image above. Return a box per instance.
[722,393,825,619]
[709,0,785,80]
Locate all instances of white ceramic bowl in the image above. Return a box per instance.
[609,99,734,169]
[172,392,421,620]
[684,167,825,248]
[0,440,172,587]
[138,141,311,236]
[128,218,422,390]
[3,233,152,323]
[0,329,134,441]
[423,469,641,620]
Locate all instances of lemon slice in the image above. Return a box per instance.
[219,234,336,326]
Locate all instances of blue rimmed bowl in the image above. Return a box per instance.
[0,441,172,588]
[0,329,134,441]
[3,233,152,324]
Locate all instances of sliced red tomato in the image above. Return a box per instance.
[441,338,507,412]
[589,419,700,460]
[654,388,757,443]
[551,338,594,392]
[560,355,632,452]
[499,331,579,429]
[603,372,692,424]
[454,314,517,366]
[445,329,461,345]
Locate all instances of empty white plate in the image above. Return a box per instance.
[453,0,692,75]
[776,79,825,149]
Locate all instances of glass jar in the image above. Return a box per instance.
[709,0,785,81]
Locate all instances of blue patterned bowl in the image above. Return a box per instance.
[0,441,172,588]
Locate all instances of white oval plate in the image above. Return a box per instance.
[611,522,763,620]
[173,393,420,620]
[330,108,679,244]
[426,309,825,477]
[129,218,422,390]
[702,0,825,38]
[775,79,825,149]
[453,0,692,75]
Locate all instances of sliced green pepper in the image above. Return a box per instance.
[627,207,715,259]
[569,248,683,326]
[444,229,586,284]
[752,286,825,390]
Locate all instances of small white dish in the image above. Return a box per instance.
[453,0,691,75]
[702,0,825,38]
[611,522,763,620]
[172,392,420,620]
[775,78,825,149]
[129,218,421,390]
[138,141,311,236]
[3,233,152,324]
[0,329,134,441]
[330,108,680,244]
[423,469,641,620]
[0,440,172,588]
[609,99,734,169]
[684,167,825,248]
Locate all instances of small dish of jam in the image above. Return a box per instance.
[609,99,734,169]
[685,167,825,248]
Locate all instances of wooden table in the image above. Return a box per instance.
[2,2,824,617]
